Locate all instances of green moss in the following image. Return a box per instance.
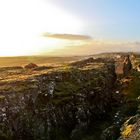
[0,82,38,93]
[55,82,80,96]
[49,128,70,140]
[51,96,72,105]
[82,135,97,140]
[123,71,140,99]
[58,65,73,72]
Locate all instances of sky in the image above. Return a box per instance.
[50,0,140,41]
[0,0,140,56]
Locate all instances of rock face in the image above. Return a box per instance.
[123,55,132,75]
[0,58,117,140]
[115,55,132,76]
[24,63,38,69]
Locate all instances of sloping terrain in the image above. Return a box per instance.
[0,54,140,140]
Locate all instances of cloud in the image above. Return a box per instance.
[41,33,140,56]
[43,40,140,56]
[43,33,92,40]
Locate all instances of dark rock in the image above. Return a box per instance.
[24,63,38,69]
[33,66,53,71]
[123,55,132,75]
[101,125,120,140]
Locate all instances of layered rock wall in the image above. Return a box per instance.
[0,58,117,140]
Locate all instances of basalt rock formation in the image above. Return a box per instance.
[115,55,132,76]
[24,63,38,69]
[0,58,118,140]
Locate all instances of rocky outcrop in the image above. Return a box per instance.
[70,57,114,68]
[123,55,132,75]
[70,57,94,67]
[115,55,132,76]
[24,63,38,69]
[0,58,117,140]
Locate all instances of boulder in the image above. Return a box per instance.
[24,63,38,69]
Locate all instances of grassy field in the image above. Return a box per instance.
[0,56,83,67]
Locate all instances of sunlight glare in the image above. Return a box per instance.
[0,0,83,56]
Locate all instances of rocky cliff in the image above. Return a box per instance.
[0,58,118,140]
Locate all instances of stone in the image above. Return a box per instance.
[24,63,38,69]
[115,55,132,76]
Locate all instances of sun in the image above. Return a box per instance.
[0,0,83,56]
